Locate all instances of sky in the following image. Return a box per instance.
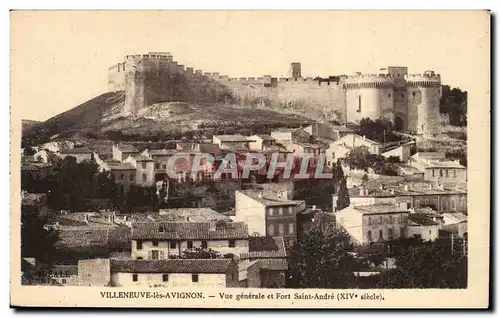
[11,11,489,121]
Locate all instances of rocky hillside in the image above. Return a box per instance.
[22,91,313,145]
[22,119,41,133]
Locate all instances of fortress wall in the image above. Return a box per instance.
[346,86,394,123]
[108,63,126,92]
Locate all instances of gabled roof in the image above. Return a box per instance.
[108,163,135,170]
[132,222,249,240]
[214,135,251,142]
[354,204,408,215]
[408,213,439,226]
[240,236,287,259]
[251,134,275,141]
[110,259,232,274]
[259,258,288,271]
[114,143,139,153]
[133,154,153,162]
[56,227,131,250]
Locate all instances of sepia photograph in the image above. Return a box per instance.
[10,10,490,308]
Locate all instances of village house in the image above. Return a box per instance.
[57,147,93,163]
[303,123,354,141]
[407,213,441,241]
[409,152,467,183]
[131,221,250,260]
[442,212,468,238]
[124,154,155,187]
[326,134,381,163]
[332,181,467,213]
[234,190,306,241]
[335,204,410,244]
[112,143,140,162]
[109,259,239,288]
[379,141,415,163]
[21,258,79,286]
[21,162,53,185]
[239,236,288,288]
[270,127,311,145]
[213,135,254,150]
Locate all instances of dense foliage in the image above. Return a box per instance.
[440,85,467,127]
[357,118,402,142]
[343,146,400,175]
[287,225,357,288]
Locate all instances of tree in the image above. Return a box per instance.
[23,147,36,156]
[336,177,350,211]
[170,247,224,259]
[21,214,60,266]
[440,85,467,126]
[357,118,401,143]
[378,237,467,288]
[287,224,357,288]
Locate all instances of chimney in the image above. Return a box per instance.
[110,212,115,224]
[83,214,89,224]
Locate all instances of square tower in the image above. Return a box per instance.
[290,62,302,78]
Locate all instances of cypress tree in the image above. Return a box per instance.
[336,177,350,211]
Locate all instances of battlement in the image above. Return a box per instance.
[343,73,395,89]
[405,72,441,82]
[124,53,173,61]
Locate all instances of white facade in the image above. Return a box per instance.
[131,239,249,260]
[111,272,232,288]
[408,224,440,241]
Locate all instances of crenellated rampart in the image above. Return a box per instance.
[107,53,442,134]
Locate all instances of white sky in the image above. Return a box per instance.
[11,11,489,121]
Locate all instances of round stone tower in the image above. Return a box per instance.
[405,71,442,136]
[343,73,395,123]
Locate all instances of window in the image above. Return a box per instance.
[440,169,443,177]
[379,216,383,224]
[388,93,391,98]
[159,226,164,233]
[201,240,208,249]
[192,274,199,282]
[367,230,372,242]
[228,239,236,248]
[137,257,143,260]
[151,250,159,260]
[429,230,432,235]
[130,174,134,181]
[187,241,193,249]
[401,94,404,98]
[133,274,138,282]
[432,169,435,177]
[136,241,143,250]
[412,92,416,97]
[357,95,362,113]
[170,241,176,249]
[445,169,449,177]
[388,228,394,240]
[268,224,274,236]
[368,217,372,225]
[379,230,384,241]
[62,279,66,284]
[152,240,159,247]
[163,274,169,282]
[278,224,284,235]
[155,163,160,169]
[268,208,274,216]
[142,162,147,169]
[279,207,284,216]
[142,173,147,182]
[389,216,393,224]
[288,223,294,234]
[454,170,457,178]
[120,173,124,180]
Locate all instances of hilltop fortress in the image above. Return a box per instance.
[108,52,442,136]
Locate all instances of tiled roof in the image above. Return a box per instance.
[132,222,249,240]
[215,135,251,142]
[254,135,275,141]
[241,236,287,259]
[408,213,439,226]
[133,154,153,162]
[240,190,304,207]
[56,227,131,250]
[115,143,139,153]
[157,208,230,223]
[110,259,232,274]
[49,265,78,276]
[60,147,91,154]
[259,258,288,271]
[108,162,135,170]
[354,204,408,215]
[331,125,354,133]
